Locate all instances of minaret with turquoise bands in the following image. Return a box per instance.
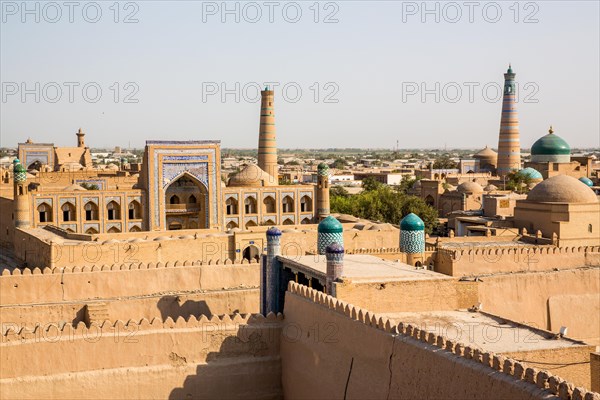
[258,86,278,182]
[496,65,521,177]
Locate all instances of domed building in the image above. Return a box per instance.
[514,175,599,245]
[530,127,571,163]
[517,167,543,182]
[472,146,498,172]
[579,177,594,187]
[228,164,276,188]
[434,181,484,217]
[457,181,483,194]
[525,126,593,180]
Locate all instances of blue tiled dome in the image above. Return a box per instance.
[318,216,343,233]
[579,177,594,187]
[400,213,425,231]
[518,167,543,180]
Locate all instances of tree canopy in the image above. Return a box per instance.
[330,184,438,234]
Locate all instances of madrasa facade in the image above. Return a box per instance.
[1,88,330,236]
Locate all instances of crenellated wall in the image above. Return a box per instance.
[436,245,600,276]
[335,278,478,313]
[0,313,283,400]
[0,262,261,328]
[281,282,599,400]
[11,225,399,269]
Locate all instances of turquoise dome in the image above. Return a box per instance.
[518,167,543,180]
[318,216,343,233]
[531,129,570,156]
[579,177,594,187]
[317,163,329,176]
[400,213,425,231]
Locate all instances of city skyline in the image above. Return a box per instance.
[1,1,599,149]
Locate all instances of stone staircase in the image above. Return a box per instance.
[84,303,109,326]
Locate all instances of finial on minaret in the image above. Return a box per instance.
[549,125,554,134]
[507,64,513,74]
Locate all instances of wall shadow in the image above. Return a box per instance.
[168,319,282,400]
[157,295,212,321]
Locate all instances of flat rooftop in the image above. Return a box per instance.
[278,254,449,283]
[382,310,588,353]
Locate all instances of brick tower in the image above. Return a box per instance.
[258,87,278,183]
[496,65,521,177]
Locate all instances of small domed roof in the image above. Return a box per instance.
[318,216,343,234]
[484,184,498,192]
[63,184,87,191]
[579,177,594,187]
[400,213,425,231]
[518,167,543,180]
[457,181,483,194]
[228,164,275,187]
[531,127,570,156]
[266,227,282,236]
[413,180,422,189]
[526,175,597,203]
[474,146,497,158]
[317,163,329,175]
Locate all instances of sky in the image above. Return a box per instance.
[1,1,599,150]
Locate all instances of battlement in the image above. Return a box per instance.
[286,281,599,399]
[1,312,283,343]
[436,244,600,276]
[1,258,258,277]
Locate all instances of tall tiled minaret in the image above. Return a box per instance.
[258,87,278,182]
[496,65,521,177]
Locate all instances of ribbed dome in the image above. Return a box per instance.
[318,216,343,233]
[400,213,425,231]
[579,177,594,187]
[457,181,483,194]
[526,175,597,203]
[474,146,497,157]
[228,164,275,187]
[531,128,570,156]
[518,167,543,180]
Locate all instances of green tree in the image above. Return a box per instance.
[330,184,438,234]
[361,177,383,192]
[330,158,347,169]
[505,171,532,194]
[432,155,457,169]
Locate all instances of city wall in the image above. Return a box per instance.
[478,267,600,345]
[335,278,478,313]
[436,245,600,276]
[12,225,399,269]
[0,262,260,328]
[281,282,597,400]
[0,313,283,400]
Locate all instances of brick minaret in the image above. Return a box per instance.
[496,65,521,177]
[258,87,278,183]
[13,159,30,229]
[76,128,85,148]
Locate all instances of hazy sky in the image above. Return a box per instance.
[1,1,599,149]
